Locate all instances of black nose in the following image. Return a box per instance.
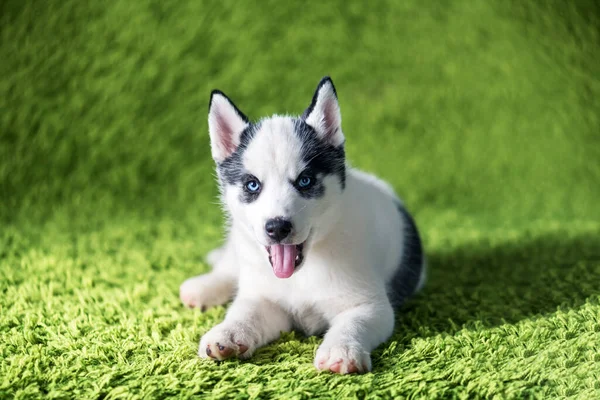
[265,218,293,242]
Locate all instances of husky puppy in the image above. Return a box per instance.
[180,77,425,374]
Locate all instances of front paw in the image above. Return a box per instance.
[314,343,372,374]
[199,323,254,361]
[179,274,232,310]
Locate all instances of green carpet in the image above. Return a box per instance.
[2,0,600,398]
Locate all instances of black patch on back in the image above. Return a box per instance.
[293,119,346,197]
[387,205,424,307]
[217,122,261,203]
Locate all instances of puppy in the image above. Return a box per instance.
[180,77,425,374]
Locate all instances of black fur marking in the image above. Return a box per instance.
[217,122,262,203]
[293,119,346,197]
[387,205,424,308]
[240,174,261,203]
[209,90,250,123]
[291,170,325,198]
[301,76,337,120]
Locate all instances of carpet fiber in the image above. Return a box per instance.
[1,0,600,398]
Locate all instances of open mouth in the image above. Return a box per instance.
[266,242,305,279]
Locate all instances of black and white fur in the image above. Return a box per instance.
[180,77,426,374]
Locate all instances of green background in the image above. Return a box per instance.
[1,0,599,398]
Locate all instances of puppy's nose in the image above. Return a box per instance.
[265,218,293,242]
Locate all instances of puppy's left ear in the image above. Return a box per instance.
[302,77,344,147]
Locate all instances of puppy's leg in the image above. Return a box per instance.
[179,272,235,310]
[314,300,394,374]
[199,297,292,360]
[179,240,238,310]
[205,245,226,267]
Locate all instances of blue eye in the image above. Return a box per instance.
[245,179,261,193]
[298,176,312,188]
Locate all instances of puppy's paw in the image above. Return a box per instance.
[179,274,233,310]
[199,323,254,361]
[314,343,372,374]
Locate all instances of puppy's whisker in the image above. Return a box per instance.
[302,148,330,166]
[292,203,309,215]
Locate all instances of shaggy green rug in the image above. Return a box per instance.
[1,0,600,398]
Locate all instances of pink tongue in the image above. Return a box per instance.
[270,244,297,279]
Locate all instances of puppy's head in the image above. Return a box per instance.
[208,77,346,278]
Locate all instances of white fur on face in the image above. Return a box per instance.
[223,116,340,246]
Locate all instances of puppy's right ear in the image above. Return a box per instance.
[208,90,249,163]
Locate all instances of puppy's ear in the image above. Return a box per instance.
[302,77,344,147]
[208,90,249,163]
